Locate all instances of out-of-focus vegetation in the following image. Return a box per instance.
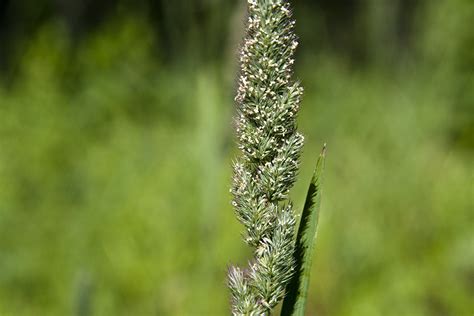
[0,0,472,315]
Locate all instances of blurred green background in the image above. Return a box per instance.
[0,0,473,315]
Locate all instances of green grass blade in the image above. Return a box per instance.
[281,144,327,316]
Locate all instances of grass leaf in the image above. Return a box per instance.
[281,144,327,316]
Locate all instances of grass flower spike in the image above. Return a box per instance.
[228,0,304,314]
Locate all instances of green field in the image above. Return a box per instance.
[0,0,472,315]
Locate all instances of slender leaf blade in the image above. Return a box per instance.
[281,144,327,316]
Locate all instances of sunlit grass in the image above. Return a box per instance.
[0,6,472,314]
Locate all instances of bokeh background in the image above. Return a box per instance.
[0,0,473,315]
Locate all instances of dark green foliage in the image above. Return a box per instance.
[281,145,326,316]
